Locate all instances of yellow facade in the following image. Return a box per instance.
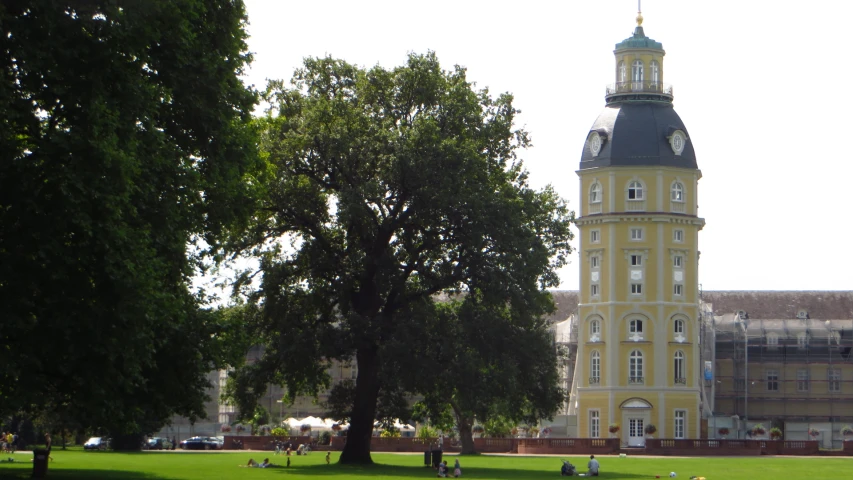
[573,15,704,445]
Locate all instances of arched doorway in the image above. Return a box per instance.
[619,398,653,447]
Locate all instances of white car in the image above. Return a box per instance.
[83,437,110,451]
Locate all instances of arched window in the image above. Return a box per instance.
[618,61,627,83]
[674,319,685,334]
[590,351,601,384]
[628,181,644,200]
[629,350,644,383]
[590,319,601,335]
[632,60,644,90]
[650,60,660,85]
[590,182,602,204]
[671,182,684,202]
[674,351,686,384]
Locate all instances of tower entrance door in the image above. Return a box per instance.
[628,418,645,447]
[619,397,653,447]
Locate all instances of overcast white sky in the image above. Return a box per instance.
[239,0,853,292]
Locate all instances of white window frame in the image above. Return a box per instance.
[631,60,644,88]
[650,60,660,85]
[590,351,601,384]
[629,350,644,384]
[673,255,683,268]
[589,410,601,438]
[828,368,841,393]
[590,319,601,336]
[630,319,644,334]
[674,410,686,439]
[797,333,809,349]
[674,319,685,334]
[590,182,602,204]
[766,370,779,391]
[631,283,643,295]
[671,182,684,202]
[591,283,600,297]
[630,228,644,241]
[673,229,684,243]
[590,229,601,244]
[767,333,779,350]
[797,369,809,392]
[674,351,685,384]
[619,61,627,83]
[627,180,644,200]
[674,284,683,296]
[591,255,600,268]
[630,254,642,266]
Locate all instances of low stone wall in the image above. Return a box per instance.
[517,438,618,455]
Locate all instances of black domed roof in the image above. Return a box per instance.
[579,103,697,169]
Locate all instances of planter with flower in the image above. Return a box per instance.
[644,424,657,438]
[221,425,232,433]
[300,424,312,435]
[609,424,620,437]
[541,427,552,438]
[235,424,246,434]
[718,427,729,439]
[751,424,766,437]
[841,425,853,440]
[332,423,343,432]
[808,428,820,439]
[471,425,485,438]
[769,427,783,440]
[258,425,272,436]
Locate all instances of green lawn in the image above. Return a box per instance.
[0,448,850,479]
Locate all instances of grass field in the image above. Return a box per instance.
[0,448,851,479]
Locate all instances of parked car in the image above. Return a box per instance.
[83,437,110,451]
[179,436,221,450]
[146,437,172,450]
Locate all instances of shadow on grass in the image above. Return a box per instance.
[0,467,181,480]
[270,463,656,479]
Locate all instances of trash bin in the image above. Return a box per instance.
[423,449,431,467]
[431,448,442,468]
[32,448,49,478]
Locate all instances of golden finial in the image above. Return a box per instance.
[636,0,643,26]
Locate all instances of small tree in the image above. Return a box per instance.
[769,427,782,440]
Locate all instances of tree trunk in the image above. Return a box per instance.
[339,346,381,464]
[450,401,477,455]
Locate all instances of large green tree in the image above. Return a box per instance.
[0,0,258,445]
[227,52,573,463]
[412,295,566,454]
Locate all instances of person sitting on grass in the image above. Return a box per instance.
[453,458,462,477]
[587,455,600,477]
[437,460,449,478]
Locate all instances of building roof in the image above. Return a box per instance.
[702,291,853,320]
[615,26,664,51]
[579,103,698,170]
[547,290,579,323]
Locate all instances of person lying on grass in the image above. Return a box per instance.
[239,458,282,468]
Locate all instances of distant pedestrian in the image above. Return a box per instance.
[171,436,177,450]
[326,451,331,464]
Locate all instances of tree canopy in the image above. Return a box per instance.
[225,52,574,464]
[0,0,258,444]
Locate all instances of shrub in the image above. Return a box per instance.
[380,429,401,438]
[319,431,331,445]
[718,427,730,436]
[644,424,657,435]
[270,427,288,437]
[769,427,782,440]
[417,425,438,439]
[609,423,620,434]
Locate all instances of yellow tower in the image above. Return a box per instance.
[574,8,705,445]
